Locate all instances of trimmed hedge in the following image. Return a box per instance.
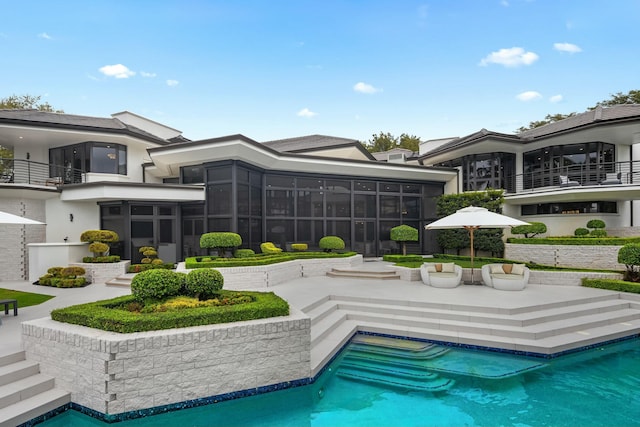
[581,278,640,294]
[128,263,174,273]
[291,243,308,252]
[80,229,119,243]
[507,237,640,246]
[319,236,345,252]
[234,249,256,258]
[185,268,224,299]
[131,269,185,301]
[184,251,357,269]
[50,291,290,333]
[383,254,424,263]
[82,255,121,263]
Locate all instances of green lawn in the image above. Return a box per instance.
[0,288,54,308]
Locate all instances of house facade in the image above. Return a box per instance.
[0,110,457,280]
[419,105,640,237]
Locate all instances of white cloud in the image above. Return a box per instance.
[297,108,317,118]
[353,82,382,94]
[516,91,542,101]
[99,64,135,79]
[38,32,52,40]
[549,94,563,103]
[479,47,539,67]
[166,79,179,86]
[140,71,157,78]
[554,42,582,53]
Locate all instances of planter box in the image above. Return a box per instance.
[70,261,130,284]
[22,309,311,418]
[177,255,364,290]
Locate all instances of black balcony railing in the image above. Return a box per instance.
[0,158,85,186]
[503,161,640,194]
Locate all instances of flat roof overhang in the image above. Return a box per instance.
[60,182,205,202]
[147,136,458,183]
[0,184,61,200]
[504,184,640,205]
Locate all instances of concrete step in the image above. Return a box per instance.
[105,273,136,287]
[0,352,25,369]
[0,388,70,427]
[326,269,400,280]
[304,293,640,371]
[0,374,55,410]
[0,361,40,387]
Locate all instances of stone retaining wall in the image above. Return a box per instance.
[505,243,626,271]
[70,261,131,284]
[22,309,311,417]
[177,255,363,290]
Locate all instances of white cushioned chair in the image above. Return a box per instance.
[420,262,462,288]
[481,263,529,291]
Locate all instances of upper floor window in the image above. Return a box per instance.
[50,142,127,180]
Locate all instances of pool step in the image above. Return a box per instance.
[0,352,70,427]
[337,367,454,392]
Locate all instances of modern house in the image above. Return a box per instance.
[0,110,457,280]
[419,104,640,237]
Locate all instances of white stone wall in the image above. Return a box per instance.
[22,309,311,415]
[177,255,364,290]
[0,198,46,281]
[505,243,626,270]
[70,261,131,284]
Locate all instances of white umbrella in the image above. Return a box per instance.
[0,211,45,225]
[425,206,529,283]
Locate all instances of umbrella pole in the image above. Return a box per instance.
[466,225,478,284]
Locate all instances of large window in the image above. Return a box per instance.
[522,201,617,215]
[437,153,515,192]
[50,142,127,181]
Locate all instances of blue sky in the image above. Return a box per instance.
[2,0,639,143]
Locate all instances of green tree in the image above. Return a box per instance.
[398,133,421,152]
[365,132,397,152]
[390,225,418,255]
[0,94,63,112]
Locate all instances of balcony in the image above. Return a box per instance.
[0,158,85,187]
[504,161,640,194]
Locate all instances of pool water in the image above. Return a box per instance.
[39,337,640,427]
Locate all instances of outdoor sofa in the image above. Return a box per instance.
[481,263,530,291]
[420,262,462,288]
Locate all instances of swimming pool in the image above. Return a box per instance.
[37,336,640,427]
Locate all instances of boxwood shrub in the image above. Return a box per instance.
[50,291,290,333]
[507,237,640,246]
[319,236,345,252]
[581,278,640,294]
[185,268,224,299]
[382,254,424,263]
[131,269,185,302]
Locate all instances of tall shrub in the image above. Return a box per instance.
[200,232,242,257]
[618,243,640,282]
[390,225,418,255]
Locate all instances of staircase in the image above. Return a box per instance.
[337,336,455,391]
[326,268,400,280]
[302,292,640,376]
[105,272,136,287]
[0,352,70,427]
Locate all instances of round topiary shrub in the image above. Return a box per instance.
[319,236,345,252]
[618,243,640,281]
[291,243,308,252]
[390,225,418,256]
[151,259,165,265]
[131,269,185,301]
[61,266,85,278]
[80,230,119,243]
[574,228,589,237]
[590,229,607,238]
[511,222,547,238]
[88,242,110,256]
[184,268,224,299]
[587,219,606,229]
[234,249,256,258]
[200,232,242,257]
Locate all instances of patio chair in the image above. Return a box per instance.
[559,175,580,187]
[600,172,622,185]
[420,262,462,288]
[481,263,529,291]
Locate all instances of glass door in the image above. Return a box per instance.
[354,220,376,257]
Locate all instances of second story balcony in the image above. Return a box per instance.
[0,158,86,187]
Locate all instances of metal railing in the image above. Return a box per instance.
[0,158,86,186]
[503,161,640,194]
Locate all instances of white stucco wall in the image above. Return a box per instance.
[45,199,100,242]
